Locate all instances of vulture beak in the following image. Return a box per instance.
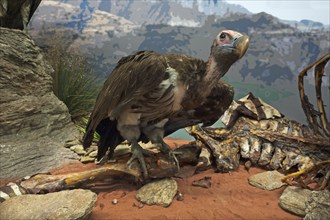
[233,34,249,59]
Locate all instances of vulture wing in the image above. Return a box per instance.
[83,51,166,150]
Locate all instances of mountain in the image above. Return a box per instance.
[59,0,206,27]
[281,19,328,31]
[28,0,329,127]
[175,0,250,16]
[29,1,139,51]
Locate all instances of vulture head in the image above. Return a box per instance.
[210,30,249,78]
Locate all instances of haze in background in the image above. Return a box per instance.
[28,0,330,139]
[227,0,330,25]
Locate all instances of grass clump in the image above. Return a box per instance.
[45,36,101,122]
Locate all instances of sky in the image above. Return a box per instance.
[226,0,330,25]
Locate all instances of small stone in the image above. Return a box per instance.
[80,156,95,163]
[244,160,252,172]
[88,150,98,158]
[279,186,312,216]
[133,202,144,209]
[85,145,98,155]
[192,176,212,188]
[0,189,97,220]
[304,190,330,220]
[248,170,286,190]
[70,145,87,155]
[136,178,177,207]
[176,192,184,201]
[174,165,196,178]
[112,199,118,205]
[65,140,81,148]
[120,192,127,198]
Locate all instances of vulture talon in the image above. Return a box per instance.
[127,143,150,179]
[157,141,182,170]
[169,151,182,170]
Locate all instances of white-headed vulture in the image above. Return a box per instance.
[83,30,249,177]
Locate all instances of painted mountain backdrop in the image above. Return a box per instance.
[28,0,329,138]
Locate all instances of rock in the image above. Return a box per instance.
[85,145,98,155]
[192,176,212,188]
[132,202,144,209]
[176,192,184,201]
[80,156,95,163]
[112,198,118,205]
[0,28,79,179]
[70,145,87,155]
[0,189,97,220]
[244,160,252,172]
[175,165,197,178]
[88,150,98,158]
[65,139,81,148]
[279,186,312,216]
[248,170,287,190]
[0,140,78,179]
[304,190,330,220]
[136,178,177,207]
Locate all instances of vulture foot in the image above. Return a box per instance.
[127,142,152,179]
[158,141,182,170]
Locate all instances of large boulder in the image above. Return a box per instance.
[0,27,79,179]
[304,190,330,220]
[279,186,312,216]
[0,189,97,220]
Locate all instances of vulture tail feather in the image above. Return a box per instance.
[82,120,94,149]
[95,118,124,161]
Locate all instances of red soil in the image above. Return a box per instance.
[50,139,300,220]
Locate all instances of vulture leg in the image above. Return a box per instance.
[142,120,181,169]
[127,140,151,179]
[117,114,151,178]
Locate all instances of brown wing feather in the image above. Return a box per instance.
[83,51,168,148]
[83,51,208,149]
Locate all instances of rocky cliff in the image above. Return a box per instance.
[0,27,79,179]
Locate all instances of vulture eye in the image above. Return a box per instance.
[219,33,226,40]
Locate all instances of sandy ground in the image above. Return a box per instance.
[48,139,300,220]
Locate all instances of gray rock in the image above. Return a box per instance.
[0,27,79,179]
[70,145,87,155]
[0,189,97,220]
[279,186,312,216]
[304,190,330,220]
[0,139,78,179]
[65,139,82,148]
[248,170,287,190]
[88,150,98,158]
[136,178,177,207]
[85,145,98,155]
[80,156,95,163]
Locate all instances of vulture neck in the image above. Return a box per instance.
[202,56,226,93]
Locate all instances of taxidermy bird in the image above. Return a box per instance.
[83,30,249,177]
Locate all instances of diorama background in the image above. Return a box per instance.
[28,0,330,139]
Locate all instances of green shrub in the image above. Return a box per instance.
[45,37,101,122]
